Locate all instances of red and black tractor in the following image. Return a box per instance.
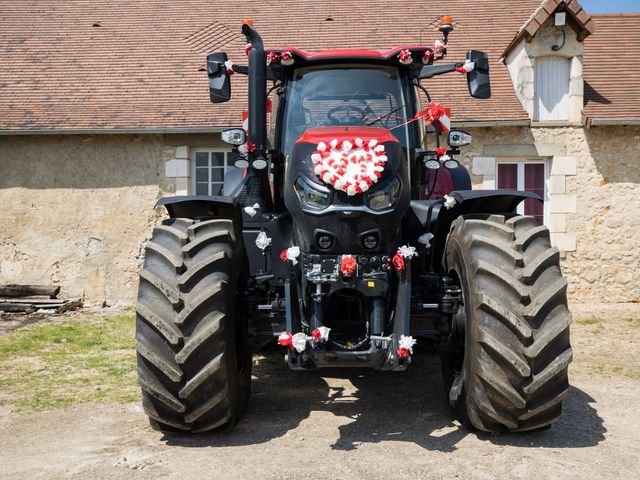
[135,18,572,434]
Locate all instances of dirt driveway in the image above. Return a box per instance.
[0,304,639,480]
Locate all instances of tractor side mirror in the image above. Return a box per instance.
[466,50,491,99]
[207,52,231,103]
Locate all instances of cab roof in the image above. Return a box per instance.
[266,46,432,65]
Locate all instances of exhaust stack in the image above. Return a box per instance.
[240,22,273,211]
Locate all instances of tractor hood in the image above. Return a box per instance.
[283,126,410,254]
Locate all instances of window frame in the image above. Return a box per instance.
[190,147,232,196]
[495,159,549,225]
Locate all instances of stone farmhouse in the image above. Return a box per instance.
[1,0,638,304]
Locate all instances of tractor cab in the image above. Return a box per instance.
[278,61,414,156]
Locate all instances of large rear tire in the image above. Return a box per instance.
[442,214,572,432]
[135,217,251,433]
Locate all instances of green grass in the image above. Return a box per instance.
[0,314,139,412]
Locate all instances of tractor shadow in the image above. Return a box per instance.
[160,348,606,451]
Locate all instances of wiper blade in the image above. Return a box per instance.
[366,104,405,126]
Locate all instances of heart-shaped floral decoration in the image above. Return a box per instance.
[310,138,387,196]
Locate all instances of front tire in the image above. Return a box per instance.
[136,217,251,433]
[442,214,572,432]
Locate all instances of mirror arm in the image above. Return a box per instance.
[417,62,462,79]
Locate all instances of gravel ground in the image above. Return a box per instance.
[0,304,638,480]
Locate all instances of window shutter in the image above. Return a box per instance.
[535,56,570,121]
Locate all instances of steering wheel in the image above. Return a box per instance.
[327,105,367,125]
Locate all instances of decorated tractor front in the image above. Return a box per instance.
[134,16,573,436]
[281,125,413,368]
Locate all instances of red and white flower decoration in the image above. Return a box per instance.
[397,335,417,358]
[224,60,235,75]
[422,49,434,64]
[277,332,307,352]
[266,51,279,65]
[456,59,475,74]
[280,51,294,66]
[434,39,447,57]
[393,244,417,271]
[434,146,451,162]
[340,255,357,277]
[280,246,301,265]
[398,49,413,65]
[277,332,293,348]
[311,326,331,342]
[415,102,450,133]
[311,138,387,196]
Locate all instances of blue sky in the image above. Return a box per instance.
[579,0,640,13]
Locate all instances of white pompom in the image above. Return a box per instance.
[318,142,327,152]
[443,194,457,209]
[368,139,378,148]
[292,332,307,353]
[330,139,338,149]
[354,137,364,147]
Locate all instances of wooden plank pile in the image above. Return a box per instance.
[0,285,82,314]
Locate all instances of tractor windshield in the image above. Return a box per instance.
[281,65,410,155]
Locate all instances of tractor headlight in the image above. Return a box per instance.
[221,128,247,146]
[294,176,329,210]
[447,129,472,148]
[366,177,401,210]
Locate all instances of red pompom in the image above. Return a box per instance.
[280,249,288,262]
[392,253,405,271]
[245,43,253,56]
[311,329,321,340]
[397,347,410,358]
[340,255,357,277]
[435,146,447,158]
[246,142,256,152]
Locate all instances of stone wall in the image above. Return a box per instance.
[0,134,174,305]
[461,124,640,302]
[1,126,638,305]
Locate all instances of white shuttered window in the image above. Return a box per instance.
[534,56,570,121]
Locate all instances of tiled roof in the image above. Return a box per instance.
[0,0,543,133]
[583,14,640,124]
[1,2,634,131]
